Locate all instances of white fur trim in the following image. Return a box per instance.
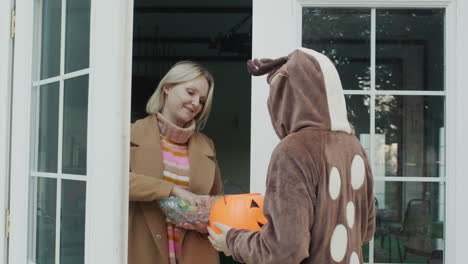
[298,47,352,133]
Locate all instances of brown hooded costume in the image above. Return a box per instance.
[226,48,376,264]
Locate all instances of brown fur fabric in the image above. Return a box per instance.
[226,48,375,264]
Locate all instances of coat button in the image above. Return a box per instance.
[155,234,162,240]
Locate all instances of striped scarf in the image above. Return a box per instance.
[157,113,195,264]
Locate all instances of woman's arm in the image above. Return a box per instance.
[129,172,174,201]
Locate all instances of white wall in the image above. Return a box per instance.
[250,0,297,194]
[0,0,13,263]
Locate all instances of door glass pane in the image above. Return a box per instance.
[62,75,88,175]
[40,0,62,79]
[38,83,59,173]
[60,180,86,264]
[375,96,444,178]
[302,8,370,90]
[65,0,91,73]
[374,182,444,263]
[36,178,57,264]
[376,9,445,91]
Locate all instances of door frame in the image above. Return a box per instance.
[0,0,14,262]
[251,0,468,264]
[6,0,134,263]
[8,0,34,262]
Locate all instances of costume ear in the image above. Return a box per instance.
[246,56,288,76]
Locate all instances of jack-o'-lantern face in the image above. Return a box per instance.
[210,193,268,234]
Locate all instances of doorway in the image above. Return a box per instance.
[131,2,252,263]
[131,0,252,195]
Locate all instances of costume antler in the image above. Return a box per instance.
[246,56,288,76]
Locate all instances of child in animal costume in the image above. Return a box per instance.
[208,47,376,264]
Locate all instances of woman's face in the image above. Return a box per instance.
[162,75,209,127]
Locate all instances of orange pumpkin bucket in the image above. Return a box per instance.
[209,193,268,234]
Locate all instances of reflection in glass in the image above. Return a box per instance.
[40,0,62,79]
[38,83,59,173]
[345,95,370,138]
[374,182,444,263]
[35,178,57,264]
[62,75,88,175]
[302,8,370,90]
[376,9,445,91]
[60,180,86,264]
[65,0,91,73]
[375,96,444,177]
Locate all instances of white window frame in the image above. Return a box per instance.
[6,0,134,263]
[251,0,468,263]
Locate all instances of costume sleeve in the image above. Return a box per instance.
[226,143,314,264]
[363,165,376,244]
[129,172,174,201]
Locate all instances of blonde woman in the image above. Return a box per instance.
[129,61,223,264]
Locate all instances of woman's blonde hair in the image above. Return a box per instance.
[146,61,215,130]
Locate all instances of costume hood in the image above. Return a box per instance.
[249,48,352,139]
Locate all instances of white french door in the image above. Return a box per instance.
[8,0,133,263]
[251,0,468,264]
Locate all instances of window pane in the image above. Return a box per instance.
[65,0,91,73]
[62,75,88,175]
[35,178,57,264]
[374,182,444,263]
[302,8,370,90]
[40,0,62,79]
[376,9,444,91]
[362,243,369,263]
[38,83,59,173]
[345,95,370,138]
[60,180,86,264]
[375,96,444,177]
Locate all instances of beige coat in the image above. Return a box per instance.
[128,115,223,264]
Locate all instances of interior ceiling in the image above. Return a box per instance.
[132,0,252,60]
[134,0,251,7]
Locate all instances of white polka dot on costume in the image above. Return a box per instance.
[346,201,355,228]
[350,251,360,264]
[330,224,348,262]
[351,155,365,190]
[329,167,341,200]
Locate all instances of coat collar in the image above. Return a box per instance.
[131,115,215,194]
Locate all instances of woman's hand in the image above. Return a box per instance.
[177,221,209,233]
[170,186,199,205]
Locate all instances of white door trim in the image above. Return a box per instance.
[84,0,133,263]
[9,0,35,262]
[448,1,468,263]
[0,0,14,262]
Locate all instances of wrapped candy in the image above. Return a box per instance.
[158,195,221,224]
